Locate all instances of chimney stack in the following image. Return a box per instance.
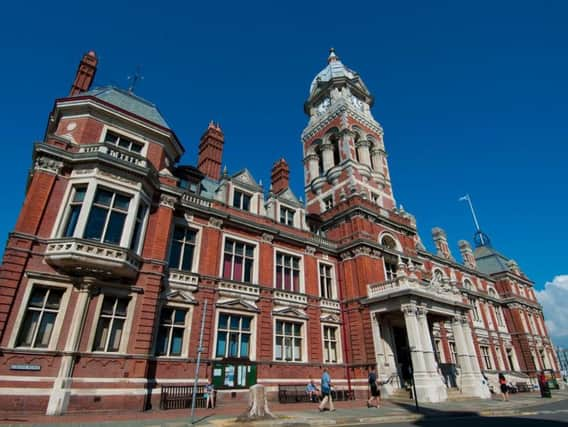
[432,227,454,261]
[197,122,224,181]
[458,240,477,269]
[70,51,98,96]
[271,158,290,194]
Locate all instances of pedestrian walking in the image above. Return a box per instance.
[498,373,509,401]
[318,368,335,412]
[205,381,215,408]
[367,365,381,408]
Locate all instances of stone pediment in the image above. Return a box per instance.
[272,306,309,319]
[276,188,302,207]
[320,313,341,324]
[231,169,261,190]
[162,289,196,304]
[216,297,259,313]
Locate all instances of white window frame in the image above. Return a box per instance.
[153,302,193,358]
[87,289,137,354]
[211,309,257,361]
[219,233,259,284]
[321,322,342,364]
[279,204,296,227]
[100,124,148,156]
[168,219,203,273]
[480,345,492,370]
[53,173,150,252]
[273,316,307,363]
[317,260,337,300]
[322,195,334,211]
[231,186,253,212]
[8,279,72,351]
[273,247,305,293]
[449,341,457,364]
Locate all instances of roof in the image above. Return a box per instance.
[79,86,170,128]
[474,245,511,275]
[309,49,358,94]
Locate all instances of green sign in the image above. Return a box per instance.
[212,362,257,389]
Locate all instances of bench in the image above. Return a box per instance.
[160,384,213,410]
[516,382,530,392]
[277,384,355,403]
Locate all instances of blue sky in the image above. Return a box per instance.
[1,1,567,344]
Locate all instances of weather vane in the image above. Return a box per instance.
[127,65,144,93]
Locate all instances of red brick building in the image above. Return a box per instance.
[0,50,560,414]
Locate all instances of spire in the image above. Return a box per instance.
[328,48,338,63]
[69,51,98,96]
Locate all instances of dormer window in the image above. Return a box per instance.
[280,206,295,226]
[233,189,251,211]
[104,131,144,154]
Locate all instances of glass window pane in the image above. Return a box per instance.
[241,316,251,331]
[294,323,301,336]
[73,187,86,202]
[45,289,63,309]
[230,315,240,330]
[156,326,169,355]
[173,226,185,241]
[118,138,130,148]
[170,329,184,356]
[93,318,110,351]
[64,205,82,237]
[114,194,130,210]
[115,298,128,316]
[216,331,227,357]
[16,311,39,347]
[276,320,282,334]
[181,245,194,271]
[84,206,107,240]
[224,240,233,252]
[173,309,186,325]
[130,142,143,153]
[222,253,233,279]
[94,189,113,206]
[161,308,173,323]
[244,259,253,283]
[101,297,115,314]
[275,337,282,359]
[218,313,228,329]
[228,333,238,357]
[35,312,56,347]
[169,241,182,269]
[29,288,46,307]
[240,334,250,357]
[245,245,253,257]
[104,212,126,244]
[105,132,118,143]
[285,322,292,335]
[109,319,124,351]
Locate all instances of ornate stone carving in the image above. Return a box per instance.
[401,303,417,316]
[34,156,63,174]
[184,213,194,223]
[208,217,223,229]
[304,245,316,256]
[261,233,274,244]
[159,194,177,209]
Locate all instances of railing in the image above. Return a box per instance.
[218,281,260,298]
[160,384,210,410]
[169,270,199,287]
[181,193,212,208]
[273,290,308,306]
[367,275,463,303]
[78,143,147,168]
[320,299,340,311]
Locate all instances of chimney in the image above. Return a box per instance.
[271,158,290,194]
[458,240,477,269]
[197,121,224,181]
[432,227,454,260]
[70,51,98,96]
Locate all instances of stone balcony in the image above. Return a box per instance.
[45,238,141,279]
[218,280,260,300]
[273,289,308,307]
[367,275,463,304]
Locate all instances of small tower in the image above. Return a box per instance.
[271,158,290,194]
[197,122,224,181]
[69,51,98,96]
[458,240,477,269]
[301,49,395,215]
[432,227,454,261]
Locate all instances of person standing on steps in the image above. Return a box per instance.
[367,365,381,408]
[318,368,335,412]
[498,373,509,401]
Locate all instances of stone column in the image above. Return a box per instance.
[304,150,320,183]
[321,141,334,172]
[371,312,386,372]
[417,308,448,402]
[356,139,372,167]
[370,147,385,175]
[46,278,95,415]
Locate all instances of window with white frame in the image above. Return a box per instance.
[495,305,505,327]
[469,297,481,322]
[463,279,473,290]
[384,255,398,280]
[323,196,333,211]
[480,345,492,369]
[323,325,339,363]
[275,252,300,292]
[169,226,198,271]
[222,239,255,283]
[319,263,335,299]
[275,319,303,361]
[92,295,129,352]
[434,339,443,362]
[449,341,457,364]
[215,312,252,358]
[62,186,87,237]
[279,206,295,226]
[15,286,64,348]
[528,313,538,334]
[130,202,148,252]
[155,307,188,356]
[232,189,251,211]
[506,348,516,370]
[104,130,144,154]
[84,188,131,245]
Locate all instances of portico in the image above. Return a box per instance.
[365,273,491,402]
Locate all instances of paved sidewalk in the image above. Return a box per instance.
[1,390,567,426]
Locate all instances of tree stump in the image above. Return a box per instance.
[236,384,275,422]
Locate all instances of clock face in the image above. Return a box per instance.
[351,95,364,110]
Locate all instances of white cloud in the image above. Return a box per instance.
[536,275,568,348]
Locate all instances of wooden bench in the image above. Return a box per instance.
[516,382,530,392]
[160,384,212,410]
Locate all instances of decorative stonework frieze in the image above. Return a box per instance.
[304,245,316,256]
[218,281,260,301]
[401,303,417,316]
[184,213,194,223]
[34,156,63,174]
[168,270,199,289]
[208,217,223,229]
[273,290,308,307]
[159,194,177,209]
[98,170,137,186]
[261,233,274,244]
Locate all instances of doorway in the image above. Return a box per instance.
[392,326,412,386]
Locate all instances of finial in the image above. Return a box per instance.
[328,48,338,63]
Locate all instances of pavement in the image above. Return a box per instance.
[1,389,567,427]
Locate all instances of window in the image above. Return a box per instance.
[495,305,505,327]
[92,296,129,352]
[215,313,252,358]
[384,256,398,280]
[381,235,397,250]
[130,203,148,252]
[275,252,300,292]
[463,280,473,290]
[156,307,187,356]
[223,239,255,283]
[279,206,295,226]
[434,339,443,363]
[275,319,302,361]
[371,193,379,204]
[481,346,492,369]
[323,196,333,211]
[16,287,64,348]
[433,269,444,283]
[469,298,481,322]
[449,341,457,364]
[506,348,515,370]
[104,130,144,153]
[169,226,198,271]
[528,313,538,334]
[233,190,251,211]
[539,349,547,369]
[323,325,339,363]
[84,188,130,245]
[63,186,86,237]
[319,263,334,299]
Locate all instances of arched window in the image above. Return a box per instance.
[433,269,444,284]
[488,288,497,298]
[381,235,397,250]
[329,133,340,166]
[463,279,473,290]
[313,141,324,176]
[353,131,361,163]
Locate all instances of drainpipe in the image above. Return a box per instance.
[337,262,352,395]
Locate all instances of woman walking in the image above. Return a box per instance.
[498,373,509,401]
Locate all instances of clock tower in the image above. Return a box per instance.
[302,49,395,216]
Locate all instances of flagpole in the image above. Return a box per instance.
[460,194,485,246]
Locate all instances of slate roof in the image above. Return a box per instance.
[474,245,511,275]
[79,86,170,128]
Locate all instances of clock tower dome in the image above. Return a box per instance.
[302,49,395,216]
